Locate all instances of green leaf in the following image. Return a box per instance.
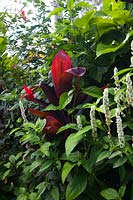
[2,169,11,180]
[100,188,119,200]
[40,142,52,157]
[35,118,46,132]
[67,0,74,10]
[62,162,76,184]
[75,1,93,9]
[30,160,42,172]
[119,185,126,198]
[17,194,27,200]
[82,86,103,98]
[44,104,59,111]
[113,68,133,78]
[96,30,133,57]
[48,7,64,17]
[65,126,91,156]
[96,151,111,162]
[51,186,59,200]
[59,91,73,110]
[9,155,16,163]
[38,160,53,173]
[57,123,77,134]
[113,157,127,168]
[29,192,38,200]
[66,175,87,200]
[109,151,122,159]
[36,182,48,198]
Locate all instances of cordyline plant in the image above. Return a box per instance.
[21,50,88,141]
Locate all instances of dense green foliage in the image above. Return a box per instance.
[0,0,133,199]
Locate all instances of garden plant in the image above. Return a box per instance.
[0,0,133,199]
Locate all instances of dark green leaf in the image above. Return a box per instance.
[66,175,87,200]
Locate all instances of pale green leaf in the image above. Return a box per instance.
[113,157,127,168]
[100,188,119,200]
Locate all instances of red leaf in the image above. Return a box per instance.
[51,50,73,97]
[41,83,58,105]
[28,108,48,117]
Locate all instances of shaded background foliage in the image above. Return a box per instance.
[0,0,133,199]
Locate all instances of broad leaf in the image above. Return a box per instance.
[59,91,73,110]
[113,157,127,168]
[82,86,103,98]
[119,185,126,198]
[65,126,91,156]
[66,175,87,200]
[62,162,76,184]
[96,30,133,57]
[57,123,77,134]
[100,188,119,200]
[96,151,111,162]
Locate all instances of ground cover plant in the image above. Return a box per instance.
[0,0,133,199]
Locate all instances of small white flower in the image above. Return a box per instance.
[90,105,97,139]
[76,115,82,130]
[116,108,125,148]
[103,88,111,135]
[19,100,28,122]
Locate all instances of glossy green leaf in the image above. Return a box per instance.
[100,188,119,200]
[59,91,73,110]
[96,30,133,57]
[65,126,91,156]
[62,162,76,184]
[109,151,122,159]
[57,123,77,134]
[96,150,111,162]
[66,175,87,200]
[82,86,103,98]
[113,157,127,168]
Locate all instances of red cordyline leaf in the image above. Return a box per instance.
[28,107,62,140]
[20,85,35,100]
[51,50,73,98]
